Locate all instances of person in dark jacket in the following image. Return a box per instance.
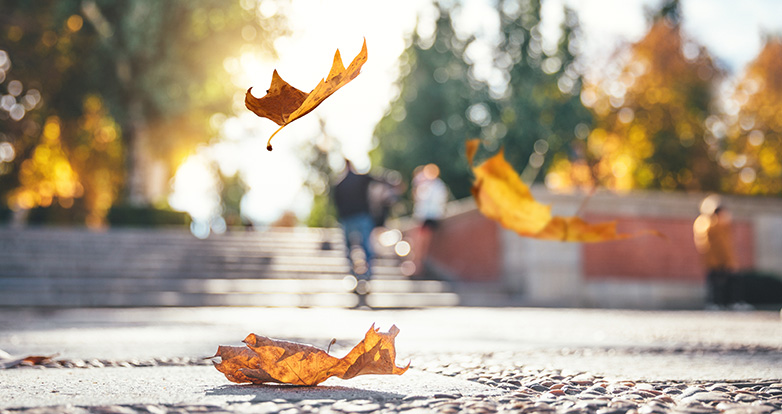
[333,159,375,279]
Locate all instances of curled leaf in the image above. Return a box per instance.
[0,353,57,369]
[467,139,662,242]
[211,324,408,386]
[245,39,368,151]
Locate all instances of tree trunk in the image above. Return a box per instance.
[124,98,151,207]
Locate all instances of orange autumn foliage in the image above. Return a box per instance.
[211,324,408,386]
[467,139,661,242]
[245,39,368,151]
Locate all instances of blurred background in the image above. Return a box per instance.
[1,0,781,309]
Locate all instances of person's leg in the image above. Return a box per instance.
[358,213,375,278]
[413,220,439,277]
[341,216,359,274]
[706,270,718,307]
[714,270,730,307]
[727,271,746,306]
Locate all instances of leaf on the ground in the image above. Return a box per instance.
[211,324,408,386]
[466,139,662,242]
[245,38,368,151]
[0,354,57,369]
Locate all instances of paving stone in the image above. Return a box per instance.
[680,387,709,399]
[719,404,774,414]
[681,391,732,404]
[597,408,632,414]
[3,308,782,414]
[527,383,550,392]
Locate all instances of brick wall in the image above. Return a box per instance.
[427,209,502,281]
[582,215,755,282]
[422,190,780,308]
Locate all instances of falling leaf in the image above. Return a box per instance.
[211,324,408,386]
[466,139,662,242]
[245,39,368,151]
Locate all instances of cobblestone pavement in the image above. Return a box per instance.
[1,307,781,413]
[2,354,781,414]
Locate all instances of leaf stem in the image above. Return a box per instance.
[575,186,597,217]
[267,125,285,151]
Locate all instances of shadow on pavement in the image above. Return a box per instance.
[205,383,405,401]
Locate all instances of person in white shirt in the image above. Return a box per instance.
[411,163,449,277]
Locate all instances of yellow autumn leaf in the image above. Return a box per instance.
[467,139,662,242]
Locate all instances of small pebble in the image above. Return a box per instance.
[588,386,609,395]
[527,383,551,392]
[432,393,460,399]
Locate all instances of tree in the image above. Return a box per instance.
[218,169,249,228]
[722,36,782,195]
[78,1,282,206]
[492,2,592,186]
[372,4,485,201]
[373,1,591,203]
[1,1,109,223]
[303,119,341,228]
[0,0,283,226]
[548,0,723,192]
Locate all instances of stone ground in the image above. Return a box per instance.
[1,307,781,413]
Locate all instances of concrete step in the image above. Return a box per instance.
[0,264,406,279]
[0,253,400,268]
[1,227,344,244]
[0,226,457,308]
[0,241,349,252]
[0,277,453,294]
[1,229,346,257]
[0,291,460,308]
[0,241,347,255]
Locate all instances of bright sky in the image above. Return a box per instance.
[169,0,782,228]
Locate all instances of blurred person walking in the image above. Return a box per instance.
[333,159,375,281]
[368,168,403,229]
[411,163,449,278]
[693,203,742,309]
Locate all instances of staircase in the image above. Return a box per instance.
[0,226,459,308]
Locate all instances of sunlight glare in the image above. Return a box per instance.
[168,154,221,223]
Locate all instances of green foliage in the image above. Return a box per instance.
[373,5,485,200]
[302,121,341,228]
[18,202,188,227]
[373,1,591,201]
[490,2,592,183]
[106,205,189,227]
[219,171,249,227]
[306,192,338,228]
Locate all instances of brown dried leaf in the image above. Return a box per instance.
[211,324,408,386]
[245,70,308,126]
[245,38,368,151]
